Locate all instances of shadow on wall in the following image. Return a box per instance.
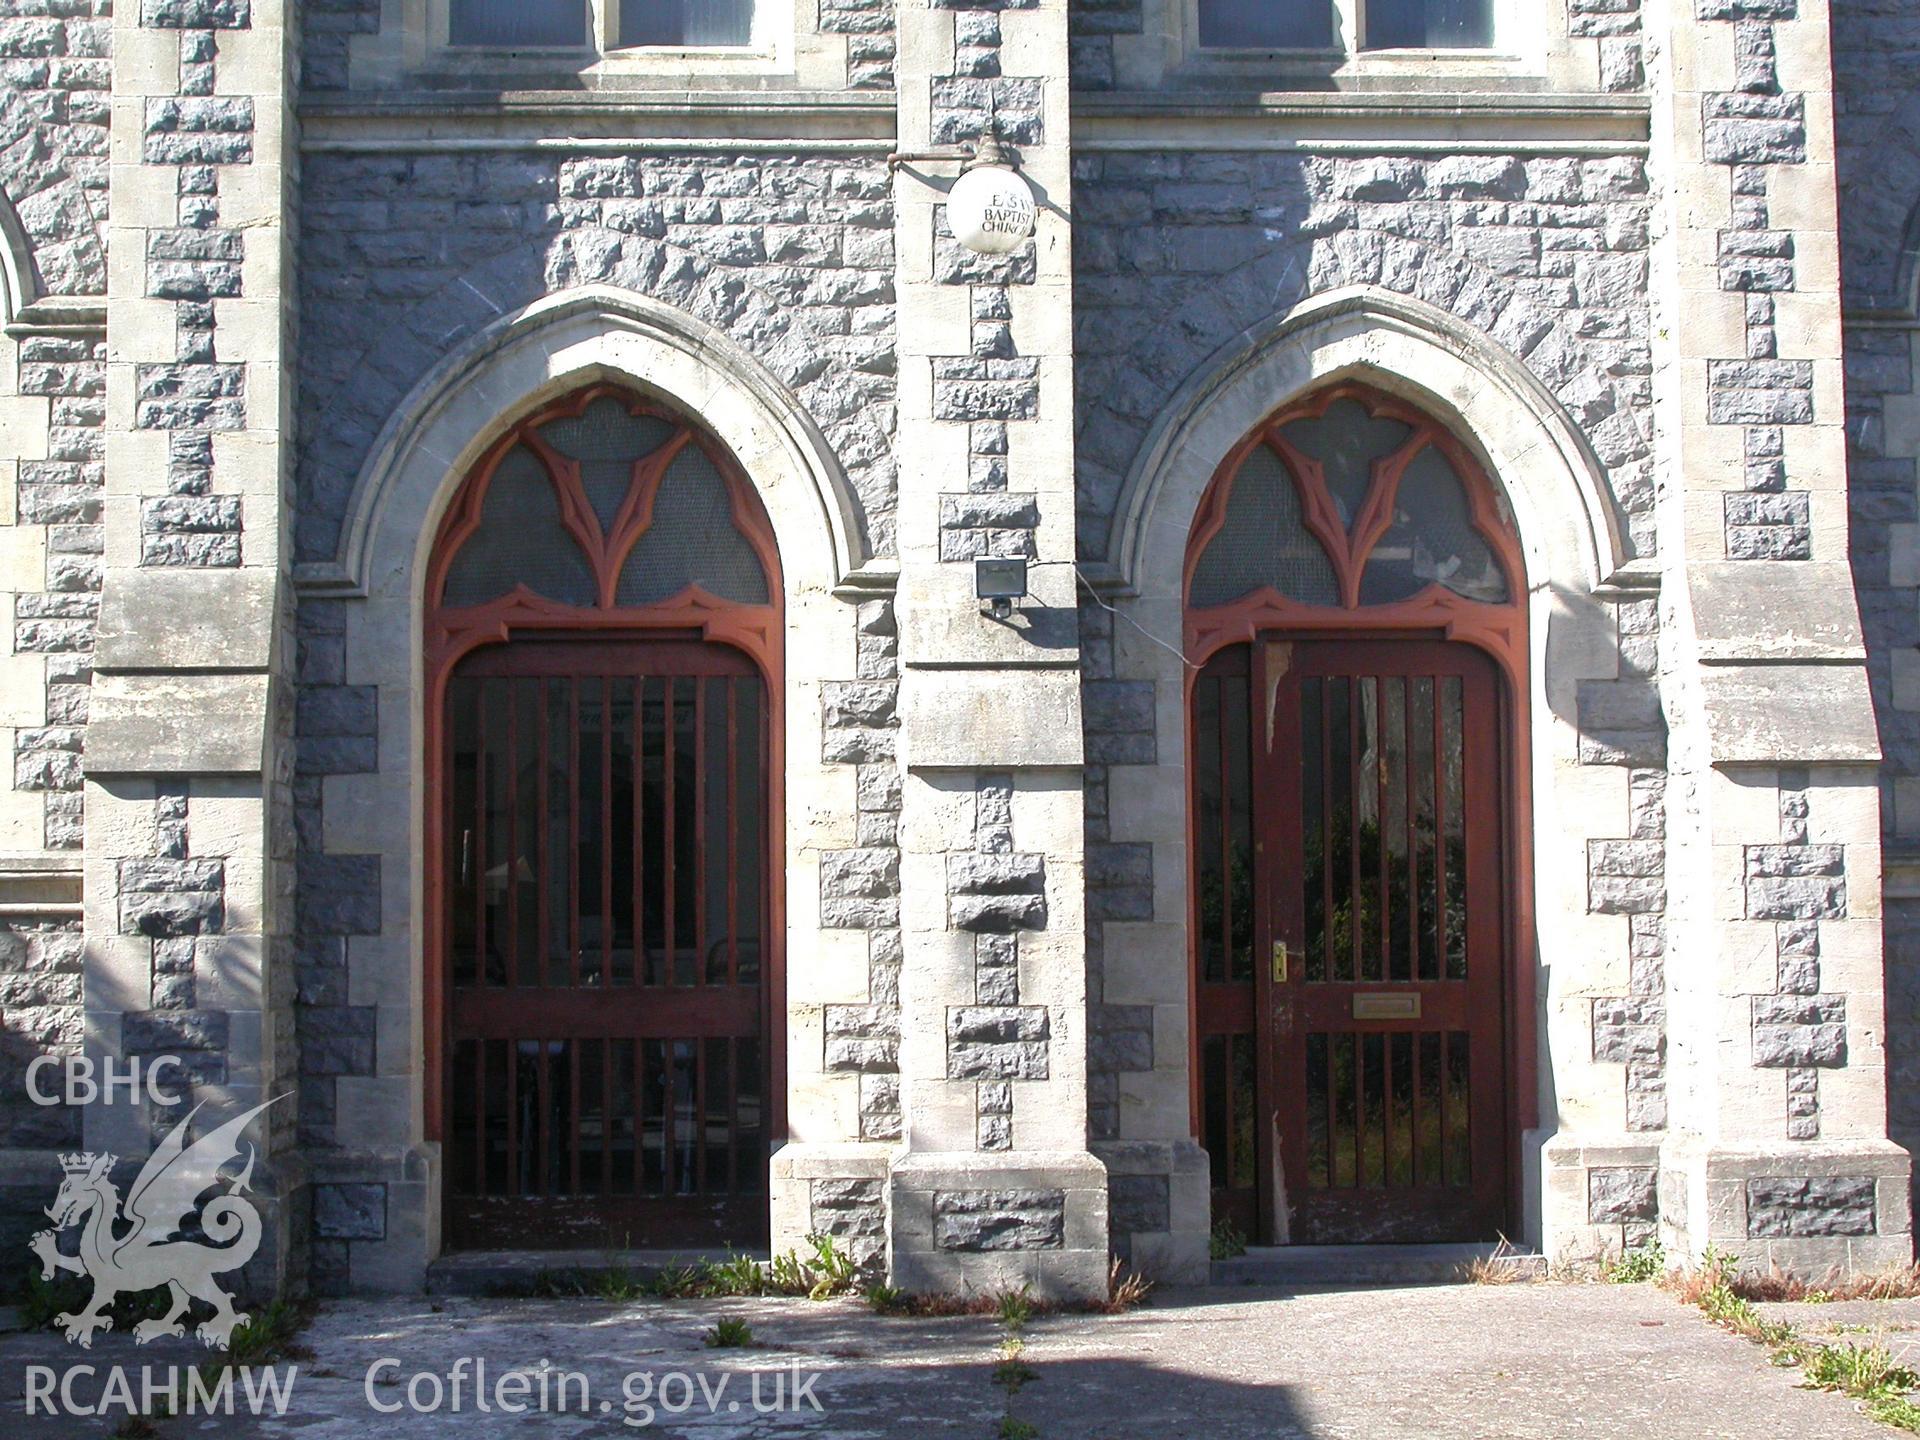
[0,921,84,1294]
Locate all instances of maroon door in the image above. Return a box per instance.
[1196,638,1509,1244]
[442,639,770,1250]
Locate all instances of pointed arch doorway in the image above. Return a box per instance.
[1185,382,1532,1246]
[423,383,782,1251]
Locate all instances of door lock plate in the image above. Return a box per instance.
[1271,941,1288,984]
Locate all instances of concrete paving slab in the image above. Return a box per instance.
[0,1281,1895,1438]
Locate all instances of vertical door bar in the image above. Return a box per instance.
[536,680,550,993]
[1432,677,1448,989]
[474,691,489,990]
[1218,663,1235,973]
[472,1039,486,1199]
[633,676,646,988]
[568,679,581,988]
[663,682,677,984]
[1377,677,1390,985]
[505,1035,519,1196]
[727,1036,740,1191]
[536,1038,550,1194]
[726,678,740,986]
[600,1038,613,1197]
[1321,681,1335,984]
[505,682,520,989]
[695,1041,709,1194]
[1405,678,1418,980]
[602,678,615,988]
[1349,680,1363,984]
[569,1037,581,1194]
[694,680,708,987]
[635,1037,649,1198]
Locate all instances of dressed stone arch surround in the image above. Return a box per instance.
[1102,287,1631,602]
[1090,286,1657,1269]
[301,285,877,599]
[292,286,879,1287]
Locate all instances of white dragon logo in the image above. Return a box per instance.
[29,1097,282,1349]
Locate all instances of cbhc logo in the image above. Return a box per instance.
[25,1055,186,1108]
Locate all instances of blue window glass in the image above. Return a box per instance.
[619,0,755,47]
[1197,1,1336,49]
[449,0,588,47]
[1366,0,1494,49]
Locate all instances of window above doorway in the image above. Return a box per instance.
[1194,0,1498,55]
[446,0,759,52]
[429,385,779,624]
[1185,383,1521,615]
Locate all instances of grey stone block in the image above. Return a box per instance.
[933,1188,1065,1252]
[823,682,898,731]
[1589,1166,1658,1224]
[314,1183,386,1241]
[297,854,382,936]
[948,1002,1050,1081]
[123,1009,228,1054]
[947,852,1045,896]
[950,892,1046,932]
[824,1004,902,1073]
[1746,1176,1876,1238]
[1110,1173,1171,1236]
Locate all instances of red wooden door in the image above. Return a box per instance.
[442,639,770,1250]
[1196,638,1509,1244]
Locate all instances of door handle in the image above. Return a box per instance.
[1271,941,1289,984]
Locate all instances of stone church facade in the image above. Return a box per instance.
[0,0,1915,1298]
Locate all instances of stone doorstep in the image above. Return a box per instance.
[1212,1243,1546,1289]
[425,1248,760,1297]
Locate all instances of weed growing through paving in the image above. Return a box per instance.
[1665,1247,1920,1433]
[863,1260,1151,1319]
[1729,1263,1920,1305]
[19,1265,171,1331]
[1603,1239,1666,1285]
[1463,1236,1531,1285]
[703,1318,755,1349]
[509,1234,868,1303]
[991,1285,1040,1440]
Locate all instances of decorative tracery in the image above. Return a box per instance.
[425,384,780,670]
[1184,382,1525,664]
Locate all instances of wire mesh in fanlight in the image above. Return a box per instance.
[616,444,771,606]
[1360,444,1509,606]
[1189,444,1341,608]
[442,447,597,609]
[1277,398,1415,528]
[537,397,682,533]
